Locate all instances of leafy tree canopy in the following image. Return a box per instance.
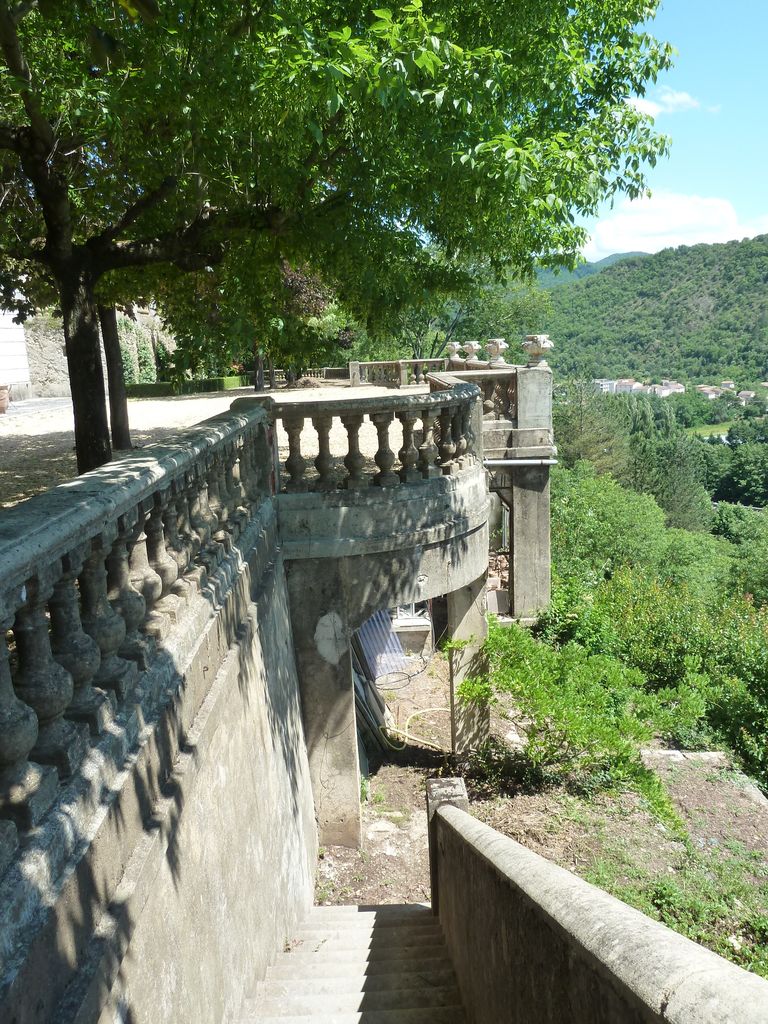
[0,0,671,468]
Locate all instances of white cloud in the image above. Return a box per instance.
[656,86,700,112]
[628,96,662,117]
[584,192,768,262]
[627,85,703,118]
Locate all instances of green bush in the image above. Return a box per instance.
[472,621,706,804]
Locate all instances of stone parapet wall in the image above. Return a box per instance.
[431,790,768,1024]
[0,403,316,1024]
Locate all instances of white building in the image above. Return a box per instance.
[0,311,30,400]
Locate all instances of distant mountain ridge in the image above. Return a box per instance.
[542,235,768,385]
[537,251,649,288]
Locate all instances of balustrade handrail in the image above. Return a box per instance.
[239,377,483,494]
[0,402,271,842]
[263,377,479,418]
[0,405,269,608]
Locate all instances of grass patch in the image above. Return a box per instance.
[587,839,768,977]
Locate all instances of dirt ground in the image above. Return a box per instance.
[315,647,768,919]
[0,381,415,507]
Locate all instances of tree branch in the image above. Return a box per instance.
[11,1,37,23]
[94,204,282,275]
[0,123,20,150]
[97,176,178,244]
[0,240,45,262]
[0,1,53,150]
[0,1,71,264]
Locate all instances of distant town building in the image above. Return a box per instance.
[614,378,644,394]
[721,380,736,390]
[696,384,724,400]
[737,390,757,405]
[594,378,685,398]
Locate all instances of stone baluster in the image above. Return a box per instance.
[453,406,468,465]
[397,410,421,483]
[206,450,230,541]
[505,374,517,421]
[238,425,270,506]
[489,379,507,420]
[438,405,457,473]
[163,482,192,577]
[481,380,496,419]
[221,441,244,535]
[231,436,252,516]
[146,489,179,598]
[12,574,88,777]
[283,413,307,492]
[414,362,425,385]
[108,514,154,670]
[80,535,139,702]
[340,412,367,490]
[128,503,167,638]
[371,411,400,488]
[187,464,215,551]
[0,616,58,830]
[50,547,112,735]
[312,413,336,491]
[418,407,441,478]
[173,475,201,565]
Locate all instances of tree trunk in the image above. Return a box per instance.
[98,305,132,450]
[253,346,265,392]
[60,274,111,473]
[268,358,276,390]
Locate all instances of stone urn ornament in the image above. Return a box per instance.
[445,341,464,364]
[461,340,484,364]
[522,334,554,367]
[444,342,462,366]
[0,384,10,415]
[486,338,508,365]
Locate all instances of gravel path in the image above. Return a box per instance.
[0,383,426,507]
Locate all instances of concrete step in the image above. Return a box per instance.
[241,904,465,1024]
[268,955,453,980]
[293,924,443,946]
[255,968,459,998]
[306,905,431,925]
[240,1010,466,1024]
[274,943,449,963]
[254,985,462,1015]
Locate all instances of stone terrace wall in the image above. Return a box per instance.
[0,406,317,1024]
[429,789,768,1024]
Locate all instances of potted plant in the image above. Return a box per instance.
[0,384,10,414]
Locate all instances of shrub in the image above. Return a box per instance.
[477,622,662,782]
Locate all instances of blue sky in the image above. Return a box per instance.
[583,0,768,260]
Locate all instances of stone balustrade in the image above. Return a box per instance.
[0,403,271,866]
[350,358,449,388]
[430,367,516,424]
[253,378,482,493]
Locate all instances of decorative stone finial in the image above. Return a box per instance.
[445,341,463,363]
[461,341,483,362]
[522,334,553,368]
[486,338,508,365]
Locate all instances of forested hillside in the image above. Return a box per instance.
[543,236,768,383]
[536,251,647,288]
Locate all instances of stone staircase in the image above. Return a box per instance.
[238,904,467,1023]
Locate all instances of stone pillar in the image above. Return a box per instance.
[446,572,489,753]
[349,361,361,387]
[426,777,469,916]
[286,560,361,848]
[508,465,551,620]
[507,365,553,620]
